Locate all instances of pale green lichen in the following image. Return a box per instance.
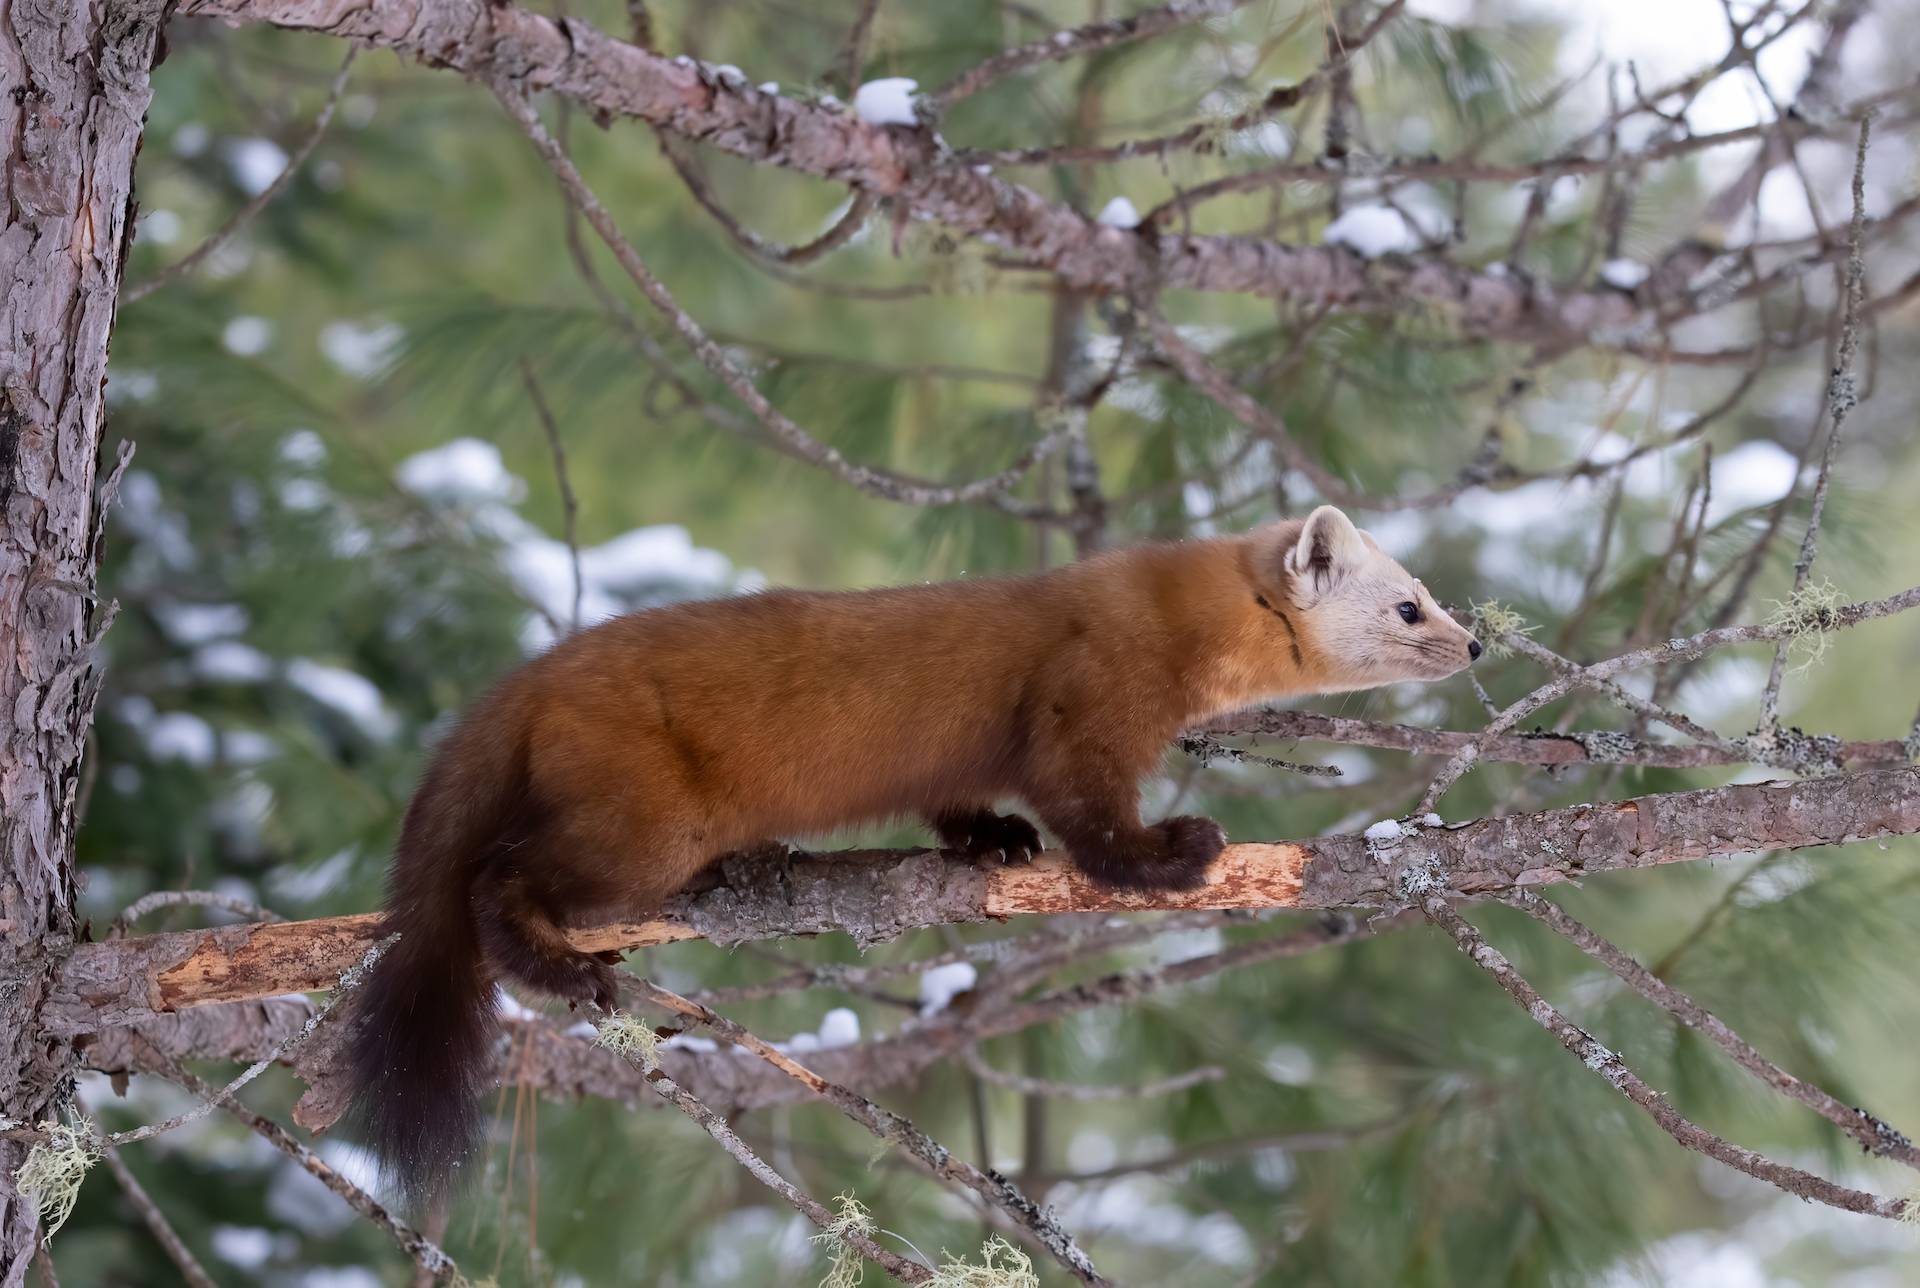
[811,1192,876,1288]
[927,1237,1041,1288]
[1468,599,1537,658]
[595,1011,662,1069]
[1897,1184,1920,1226]
[15,1120,99,1242]
[1765,579,1845,674]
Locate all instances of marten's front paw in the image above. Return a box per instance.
[935,809,1043,865]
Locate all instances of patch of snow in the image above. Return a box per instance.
[1420,812,1444,828]
[115,470,197,569]
[172,122,209,157]
[581,525,732,594]
[918,961,978,1015]
[852,77,919,126]
[1096,196,1141,229]
[757,81,779,95]
[223,137,288,196]
[155,600,249,644]
[278,477,330,512]
[211,1226,276,1269]
[396,438,525,504]
[816,1007,860,1049]
[141,209,181,246]
[222,730,279,765]
[193,641,272,683]
[285,659,399,740]
[106,368,159,405]
[1262,1042,1315,1086]
[1704,440,1799,525]
[222,315,273,356]
[280,429,327,467]
[1600,259,1649,290]
[662,1033,719,1053]
[268,848,356,903]
[318,320,402,379]
[495,988,543,1022]
[1323,204,1421,256]
[147,712,218,766]
[299,1269,382,1288]
[1363,819,1405,843]
[1153,927,1224,967]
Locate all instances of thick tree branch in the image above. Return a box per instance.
[177,0,1782,347]
[52,767,1920,1034]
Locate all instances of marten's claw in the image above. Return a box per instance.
[935,808,1042,866]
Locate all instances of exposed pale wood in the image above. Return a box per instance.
[51,768,1920,1038]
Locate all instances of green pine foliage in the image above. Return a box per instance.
[66,1,1920,1284]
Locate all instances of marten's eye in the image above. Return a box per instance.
[1396,601,1421,624]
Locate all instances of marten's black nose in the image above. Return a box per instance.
[1468,639,1483,661]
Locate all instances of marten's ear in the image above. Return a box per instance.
[1286,505,1369,597]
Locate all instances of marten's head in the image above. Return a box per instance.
[1251,505,1481,691]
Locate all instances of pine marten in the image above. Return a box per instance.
[348,505,1480,1201]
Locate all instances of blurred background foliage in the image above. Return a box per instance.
[64,0,1920,1283]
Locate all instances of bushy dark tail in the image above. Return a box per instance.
[346,727,512,1208]
[346,714,543,1209]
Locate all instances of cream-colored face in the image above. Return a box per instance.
[1283,506,1481,690]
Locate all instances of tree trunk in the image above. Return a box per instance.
[0,0,165,1278]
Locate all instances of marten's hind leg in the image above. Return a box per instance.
[473,802,704,1011]
[929,806,1041,864]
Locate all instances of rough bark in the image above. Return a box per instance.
[0,0,165,1278]
[53,767,1920,1035]
[179,0,1660,345]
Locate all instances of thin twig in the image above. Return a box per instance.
[518,359,583,632]
[126,47,358,304]
[630,980,1111,1285]
[1759,113,1874,727]
[1423,898,1908,1219]
[933,0,1254,106]
[961,1048,1224,1101]
[659,135,876,266]
[102,1151,220,1288]
[1413,584,1920,813]
[597,1027,933,1283]
[110,888,284,939]
[491,82,1070,507]
[840,0,882,92]
[139,1046,463,1282]
[1506,889,1920,1170]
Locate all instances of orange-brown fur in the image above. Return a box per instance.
[348,507,1478,1201]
